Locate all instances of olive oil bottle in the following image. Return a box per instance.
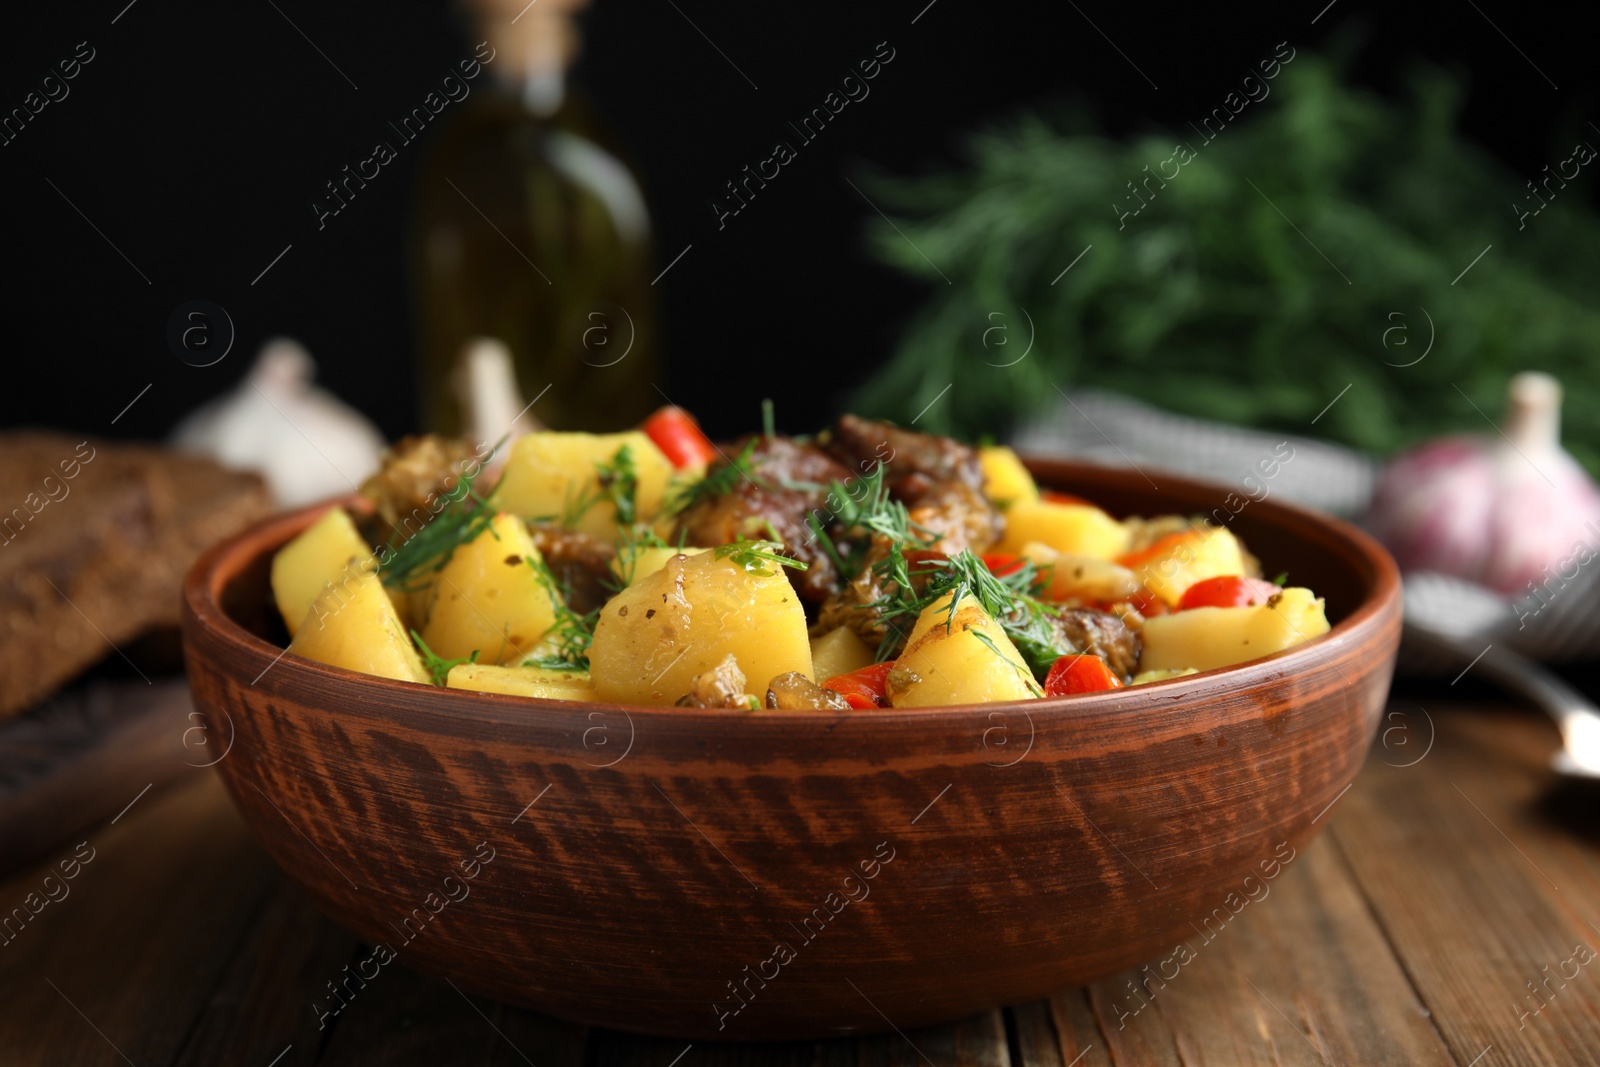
[413,0,658,434]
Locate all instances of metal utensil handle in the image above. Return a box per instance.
[1403,622,1600,731]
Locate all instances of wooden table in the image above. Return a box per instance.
[3,688,1598,1066]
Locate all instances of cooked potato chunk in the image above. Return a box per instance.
[271,507,374,637]
[978,446,1039,507]
[996,501,1129,560]
[446,663,597,702]
[1018,541,1139,602]
[288,572,428,683]
[492,431,674,539]
[1130,668,1199,685]
[810,626,876,682]
[1138,587,1330,673]
[1119,525,1247,608]
[612,545,709,587]
[588,551,812,705]
[889,594,1040,707]
[417,513,559,664]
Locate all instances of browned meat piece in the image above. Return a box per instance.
[527,524,617,615]
[675,654,755,709]
[766,672,852,711]
[821,414,984,494]
[674,435,854,602]
[812,540,894,654]
[358,435,483,548]
[906,480,1003,556]
[810,479,1000,656]
[1049,608,1141,679]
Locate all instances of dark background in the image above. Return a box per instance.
[0,0,1591,442]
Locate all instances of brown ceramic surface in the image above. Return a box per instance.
[180,459,1401,1041]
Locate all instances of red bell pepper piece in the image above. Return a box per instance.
[641,406,718,470]
[1177,575,1281,611]
[1043,655,1123,696]
[981,553,1027,578]
[822,661,896,709]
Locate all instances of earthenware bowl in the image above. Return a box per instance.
[180,459,1400,1041]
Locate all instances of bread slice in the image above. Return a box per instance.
[0,433,271,719]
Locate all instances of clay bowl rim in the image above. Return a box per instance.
[182,457,1401,727]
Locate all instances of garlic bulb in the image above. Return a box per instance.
[1365,372,1600,595]
[453,337,541,467]
[171,339,386,508]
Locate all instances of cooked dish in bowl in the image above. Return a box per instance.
[182,443,1400,1040]
[270,409,1329,709]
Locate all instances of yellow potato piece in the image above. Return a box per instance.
[810,626,875,682]
[288,572,428,684]
[997,501,1129,560]
[491,431,674,539]
[447,663,597,702]
[890,594,1040,707]
[271,507,375,637]
[1129,668,1199,685]
[1123,525,1247,608]
[417,513,560,664]
[611,545,709,587]
[1019,542,1139,602]
[588,551,812,705]
[1138,587,1330,673]
[978,446,1039,507]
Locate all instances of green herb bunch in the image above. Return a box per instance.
[852,49,1600,472]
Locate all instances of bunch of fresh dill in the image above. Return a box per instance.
[851,50,1600,472]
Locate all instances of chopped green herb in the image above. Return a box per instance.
[1272,571,1289,587]
[610,524,670,589]
[869,548,1071,676]
[596,444,640,527]
[668,438,766,514]
[807,462,935,581]
[379,463,497,592]
[806,511,851,578]
[761,398,776,438]
[411,630,478,687]
[525,555,599,671]
[714,539,809,577]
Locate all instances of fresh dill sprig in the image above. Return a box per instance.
[806,511,851,577]
[807,462,934,580]
[556,443,639,529]
[525,555,599,672]
[668,438,765,514]
[559,484,597,528]
[411,630,479,687]
[609,523,670,589]
[761,398,776,438]
[714,539,809,577]
[379,469,496,592]
[869,548,1070,676]
[596,443,639,526]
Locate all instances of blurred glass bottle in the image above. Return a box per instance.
[413,0,659,434]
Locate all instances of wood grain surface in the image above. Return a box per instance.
[1,699,1595,1065]
[178,463,1402,1039]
